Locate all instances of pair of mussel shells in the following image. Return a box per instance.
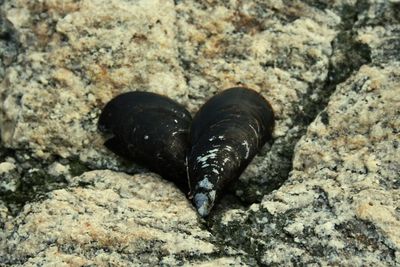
[98,87,274,217]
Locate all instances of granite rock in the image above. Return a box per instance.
[0,10,19,80]
[0,200,10,264]
[0,0,344,203]
[175,0,342,202]
[0,161,19,193]
[0,199,9,229]
[212,64,400,266]
[0,149,70,215]
[0,0,187,166]
[0,170,252,266]
[0,0,399,266]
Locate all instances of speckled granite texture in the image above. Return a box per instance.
[0,0,399,266]
[1,170,251,265]
[212,64,400,266]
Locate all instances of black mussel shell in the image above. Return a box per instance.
[98,91,192,191]
[187,87,275,217]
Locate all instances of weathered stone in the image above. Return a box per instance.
[175,0,341,202]
[0,200,9,229]
[0,10,19,79]
[1,0,344,204]
[0,151,70,215]
[0,0,187,166]
[0,170,251,266]
[0,0,399,265]
[213,64,400,266]
[0,161,19,193]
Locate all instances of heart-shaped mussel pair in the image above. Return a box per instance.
[98,87,275,217]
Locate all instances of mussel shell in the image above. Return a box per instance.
[187,87,274,217]
[98,91,192,190]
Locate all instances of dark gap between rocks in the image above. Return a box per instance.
[205,8,372,227]
[0,139,189,217]
[0,147,71,216]
[0,1,378,265]
[205,1,373,264]
[0,0,371,237]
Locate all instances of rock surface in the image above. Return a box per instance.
[212,64,400,266]
[0,0,399,266]
[1,170,252,266]
[0,0,187,165]
[0,0,343,203]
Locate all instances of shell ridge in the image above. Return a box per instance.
[98,88,274,217]
[188,87,274,217]
[98,91,192,192]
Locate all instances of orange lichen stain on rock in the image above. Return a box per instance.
[356,201,392,222]
[34,21,51,45]
[131,33,148,44]
[232,12,264,35]
[277,1,309,19]
[356,200,400,246]
[83,220,154,248]
[52,68,88,100]
[30,1,80,15]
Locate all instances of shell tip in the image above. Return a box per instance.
[193,192,215,217]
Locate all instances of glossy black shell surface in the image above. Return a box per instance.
[187,87,274,217]
[98,91,192,190]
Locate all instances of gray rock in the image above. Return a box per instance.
[0,200,9,263]
[0,150,70,216]
[173,0,342,202]
[0,161,19,193]
[0,170,252,266]
[1,0,344,204]
[0,0,187,168]
[0,10,19,80]
[0,199,9,229]
[212,64,400,266]
[0,0,399,266]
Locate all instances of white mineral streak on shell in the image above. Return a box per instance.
[99,89,274,217]
[188,87,275,217]
[194,193,210,217]
[242,140,250,159]
[98,91,192,192]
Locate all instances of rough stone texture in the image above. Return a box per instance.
[0,9,19,80]
[0,0,187,166]
[0,149,70,215]
[0,200,9,262]
[1,170,252,266]
[212,64,400,266]
[0,199,9,229]
[0,0,343,203]
[175,0,342,203]
[0,0,399,266]
[209,1,400,264]
[0,161,18,193]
